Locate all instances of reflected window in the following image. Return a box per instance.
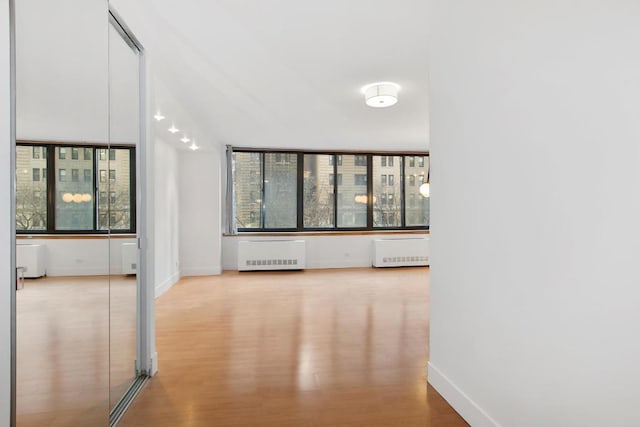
[304,154,335,228]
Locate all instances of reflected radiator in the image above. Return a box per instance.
[16,244,46,278]
[372,238,429,267]
[122,242,137,275]
[238,240,306,271]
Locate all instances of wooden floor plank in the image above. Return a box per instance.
[120,267,467,427]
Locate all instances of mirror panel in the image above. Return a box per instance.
[108,18,140,411]
[15,0,110,425]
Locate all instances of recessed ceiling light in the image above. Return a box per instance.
[180,136,190,143]
[189,142,199,151]
[168,125,179,133]
[362,82,400,108]
[153,112,165,121]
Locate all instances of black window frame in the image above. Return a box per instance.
[16,142,137,235]
[233,149,429,232]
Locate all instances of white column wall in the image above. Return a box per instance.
[154,137,181,296]
[179,149,222,276]
[0,0,13,424]
[427,1,640,426]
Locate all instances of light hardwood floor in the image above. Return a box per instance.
[16,275,137,427]
[120,267,467,427]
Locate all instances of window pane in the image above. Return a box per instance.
[264,152,297,228]
[71,147,79,160]
[303,154,334,228]
[55,146,93,230]
[405,155,430,227]
[373,155,401,227]
[234,152,263,229]
[16,146,47,230]
[84,148,92,160]
[337,155,367,227]
[98,148,132,230]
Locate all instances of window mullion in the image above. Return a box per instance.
[367,154,373,229]
[46,144,55,232]
[333,155,338,229]
[296,152,303,231]
[261,152,266,229]
[401,155,406,228]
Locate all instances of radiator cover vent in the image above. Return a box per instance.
[238,240,306,271]
[373,238,430,267]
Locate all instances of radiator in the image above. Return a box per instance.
[238,240,306,271]
[16,244,46,278]
[122,242,137,275]
[372,238,429,267]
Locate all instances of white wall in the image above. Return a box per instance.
[179,149,222,276]
[154,137,181,296]
[223,233,429,270]
[427,1,640,426]
[14,0,108,142]
[0,0,12,423]
[16,237,136,276]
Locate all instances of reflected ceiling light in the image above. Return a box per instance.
[189,141,199,151]
[180,136,191,143]
[153,112,165,121]
[62,193,92,203]
[362,82,400,108]
[419,157,430,198]
[168,125,179,133]
[419,183,430,198]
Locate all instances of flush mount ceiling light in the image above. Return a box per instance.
[362,82,400,108]
[168,125,179,133]
[153,112,165,121]
[180,136,191,143]
[189,141,199,151]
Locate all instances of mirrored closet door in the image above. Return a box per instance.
[13,1,146,425]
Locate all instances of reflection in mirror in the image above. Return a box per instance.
[14,0,110,425]
[108,17,140,412]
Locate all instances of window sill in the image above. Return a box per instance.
[17,233,136,240]
[224,229,429,237]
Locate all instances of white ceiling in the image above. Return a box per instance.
[114,0,430,152]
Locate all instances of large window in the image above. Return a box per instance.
[373,155,402,227]
[16,143,136,233]
[338,155,368,227]
[232,150,429,231]
[405,155,430,227]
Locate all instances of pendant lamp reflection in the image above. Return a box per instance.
[419,183,430,198]
[419,156,430,198]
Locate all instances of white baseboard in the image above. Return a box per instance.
[46,267,110,276]
[181,266,221,276]
[427,362,501,427]
[155,271,181,299]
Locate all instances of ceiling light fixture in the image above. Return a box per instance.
[362,82,400,108]
[153,112,165,121]
[189,141,199,151]
[168,125,179,133]
[180,136,191,143]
